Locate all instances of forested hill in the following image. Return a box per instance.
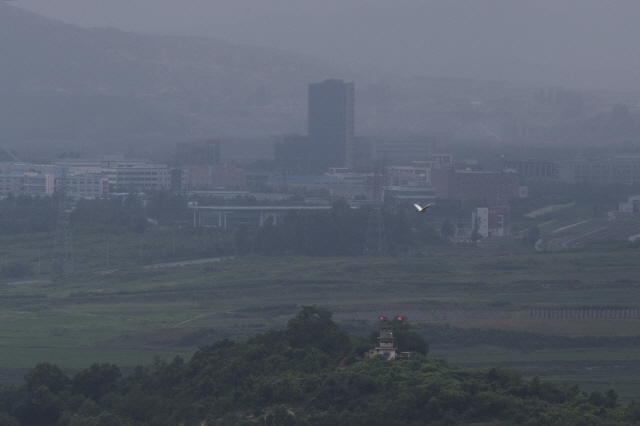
[0,2,357,95]
[1,307,639,426]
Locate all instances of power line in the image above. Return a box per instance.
[364,157,388,256]
[52,168,71,275]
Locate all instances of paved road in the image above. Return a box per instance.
[551,223,640,250]
[99,256,235,274]
[5,256,236,284]
[142,256,235,269]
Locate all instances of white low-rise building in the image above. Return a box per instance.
[57,173,109,199]
[620,195,640,214]
[0,174,27,195]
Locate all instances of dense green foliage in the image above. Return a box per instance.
[0,194,57,234]
[0,307,638,426]
[231,199,448,256]
[71,196,147,234]
[0,192,449,261]
[4,180,637,266]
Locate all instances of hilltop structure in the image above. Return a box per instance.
[364,325,397,360]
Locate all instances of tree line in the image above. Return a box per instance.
[1,307,639,426]
[0,193,451,256]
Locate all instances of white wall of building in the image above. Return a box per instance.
[472,207,489,237]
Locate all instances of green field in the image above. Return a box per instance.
[3,232,640,399]
[0,226,236,277]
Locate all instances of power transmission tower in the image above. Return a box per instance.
[364,158,387,256]
[276,167,289,194]
[52,168,71,275]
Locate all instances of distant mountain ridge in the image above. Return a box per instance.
[0,1,363,95]
[1,2,635,162]
[0,1,374,156]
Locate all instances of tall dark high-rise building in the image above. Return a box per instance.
[175,139,221,166]
[308,79,354,173]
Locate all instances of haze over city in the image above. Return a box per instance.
[4,2,640,425]
[11,0,640,90]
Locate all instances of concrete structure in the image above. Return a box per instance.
[190,205,332,227]
[175,139,221,166]
[352,136,373,170]
[472,207,489,238]
[0,171,107,199]
[245,173,271,190]
[56,157,187,193]
[308,79,355,173]
[6,162,62,175]
[55,157,188,192]
[57,173,109,198]
[267,172,370,203]
[431,167,519,202]
[373,137,442,165]
[111,163,186,192]
[273,134,311,174]
[387,165,430,186]
[0,174,27,195]
[217,137,274,163]
[0,156,187,196]
[505,160,559,181]
[472,206,511,237]
[186,165,246,191]
[386,185,436,204]
[620,195,640,214]
[386,165,435,204]
[364,326,397,360]
[24,173,55,195]
[433,154,453,165]
[559,156,640,184]
[518,186,529,198]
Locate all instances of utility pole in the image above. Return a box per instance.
[189,201,198,227]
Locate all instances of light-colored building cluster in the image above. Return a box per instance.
[263,152,524,207]
[559,155,640,184]
[507,155,640,185]
[0,155,186,198]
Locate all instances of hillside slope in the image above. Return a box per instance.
[0,2,366,155]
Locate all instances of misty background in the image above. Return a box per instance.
[12,0,640,90]
[3,0,640,164]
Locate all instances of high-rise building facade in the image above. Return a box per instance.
[175,139,221,166]
[308,79,355,173]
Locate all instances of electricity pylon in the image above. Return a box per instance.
[364,158,387,256]
[52,168,71,275]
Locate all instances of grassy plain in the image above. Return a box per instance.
[2,233,640,399]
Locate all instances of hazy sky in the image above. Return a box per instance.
[10,0,640,90]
